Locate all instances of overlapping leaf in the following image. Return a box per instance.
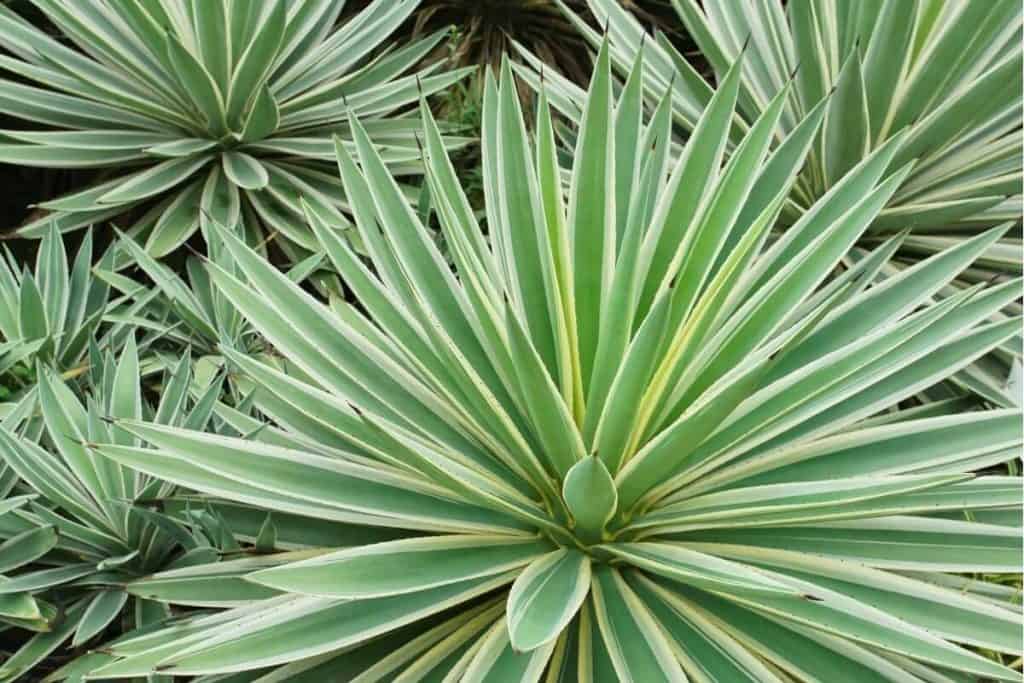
[77,50,1023,682]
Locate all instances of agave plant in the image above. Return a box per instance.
[0,0,471,258]
[517,0,1024,406]
[0,339,244,682]
[69,49,1024,681]
[97,230,303,357]
[91,229,330,411]
[544,0,1023,234]
[0,225,110,380]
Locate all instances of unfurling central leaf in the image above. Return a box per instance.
[562,456,618,545]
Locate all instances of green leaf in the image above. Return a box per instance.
[146,138,218,157]
[507,548,591,653]
[504,303,584,479]
[18,273,47,340]
[36,363,122,520]
[600,542,802,599]
[0,598,87,681]
[675,516,1022,572]
[144,178,203,258]
[567,40,615,393]
[0,525,58,574]
[662,551,1019,680]
[239,83,279,142]
[225,1,286,126]
[823,50,870,188]
[462,616,555,680]
[255,513,277,553]
[562,456,616,544]
[590,566,687,681]
[165,31,227,135]
[190,0,230,92]
[222,150,269,190]
[98,155,213,206]
[711,544,1022,655]
[104,574,518,677]
[35,223,68,341]
[0,564,95,594]
[129,555,293,607]
[0,494,36,518]
[72,590,128,647]
[635,574,888,683]
[93,421,530,535]
[249,535,552,599]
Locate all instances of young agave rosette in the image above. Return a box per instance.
[0,225,110,376]
[0,0,471,258]
[0,341,237,682]
[87,48,1022,681]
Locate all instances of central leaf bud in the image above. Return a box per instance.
[562,456,618,546]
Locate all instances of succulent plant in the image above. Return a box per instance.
[0,226,110,378]
[73,49,1023,681]
[0,339,238,682]
[546,0,1022,232]
[0,0,471,259]
[517,0,1023,406]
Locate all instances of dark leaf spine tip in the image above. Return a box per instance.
[182,242,208,262]
[66,433,91,446]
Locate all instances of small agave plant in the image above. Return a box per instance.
[97,230,295,356]
[94,229,327,404]
[0,341,234,682]
[0,0,470,258]
[82,49,1022,681]
[0,225,111,379]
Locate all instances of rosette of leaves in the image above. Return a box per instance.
[0,341,237,682]
[77,49,1024,681]
[93,229,328,410]
[0,225,110,382]
[0,0,471,258]
[544,0,1022,235]
[519,0,1024,406]
[96,230,281,358]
